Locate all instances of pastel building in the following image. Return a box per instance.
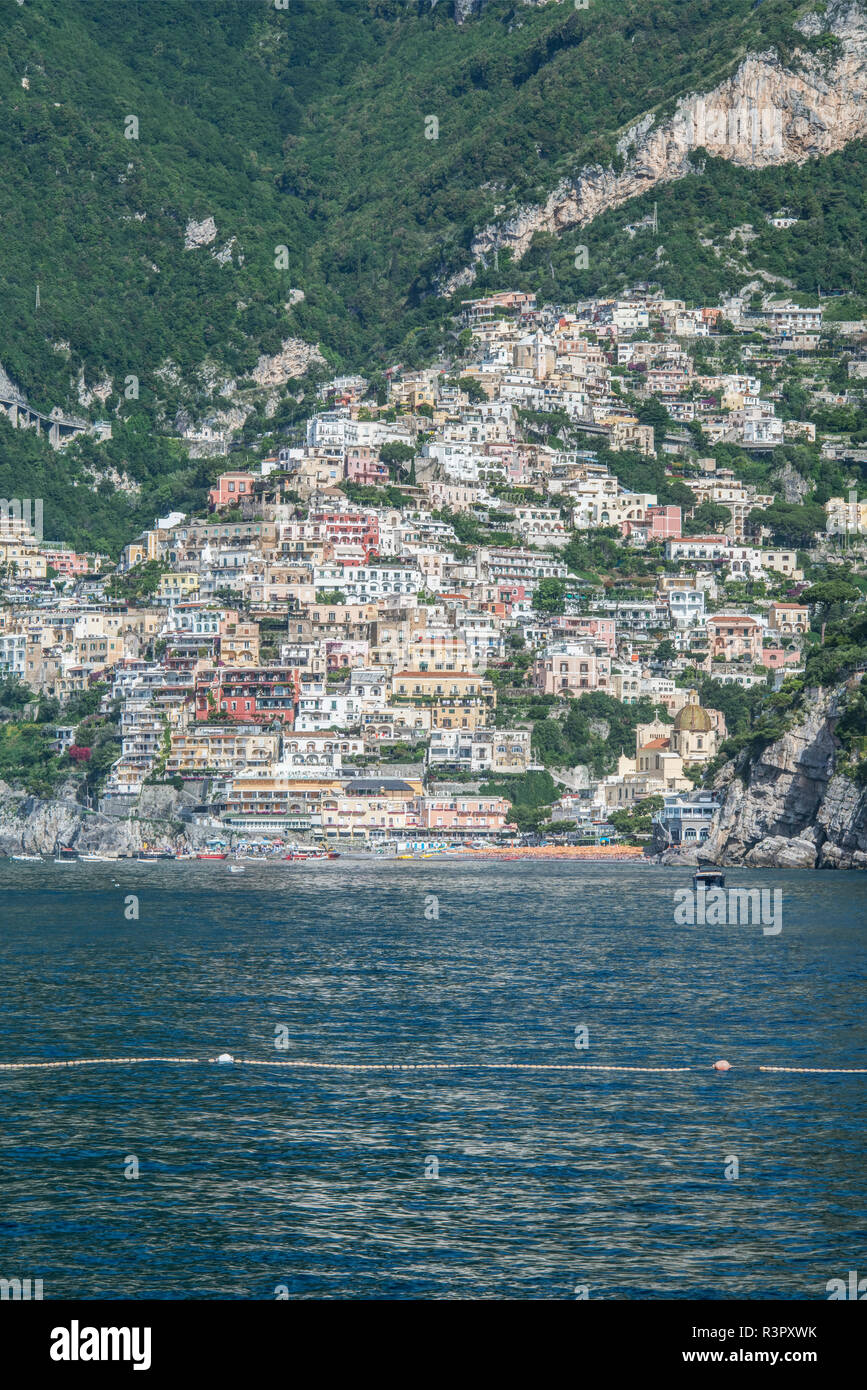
[534,641,611,695]
[418,794,513,837]
[208,472,256,510]
[706,614,763,664]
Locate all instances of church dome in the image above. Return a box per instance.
[674,703,712,733]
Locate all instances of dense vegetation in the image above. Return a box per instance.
[505,144,867,309]
[0,681,117,797]
[0,0,856,413]
[2,0,866,556]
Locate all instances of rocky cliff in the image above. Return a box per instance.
[445,0,867,290]
[674,678,867,871]
[0,782,227,857]
[453,0,561,21]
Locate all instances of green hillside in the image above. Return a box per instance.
[0,0,848,406]
[1,0,865,554]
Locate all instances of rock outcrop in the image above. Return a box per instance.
[0,782,224,856]
[691,679,867,870]
[454,0,559,18]
[183,216,218,250]
[0,779,327,856]
[252,338,326,388]
[444,0,867,290]
[773,458,812,504]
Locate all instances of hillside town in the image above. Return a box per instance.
[1,286,865,856]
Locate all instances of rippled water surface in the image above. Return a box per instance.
[0,860,864,1299]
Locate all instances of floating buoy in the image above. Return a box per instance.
[216,1053,235,1064]
[713,1059,731,1071]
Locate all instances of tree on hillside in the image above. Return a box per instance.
[684,500,732,535]
[532,577,567,614]
[379,442,415,478]
[637,396,671,451]
[749,500,825,548]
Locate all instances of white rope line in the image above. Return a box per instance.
[0,1057,689,1073]
[242,1061,693,1072]
[758,1065,867,1074]
[0,1056,864,1074]
[0,1058,203,1070]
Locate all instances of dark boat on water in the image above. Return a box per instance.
[693,866,725,889]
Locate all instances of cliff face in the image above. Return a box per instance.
[453,0,560,20]
[444,0,867,289]
[0,782,225,856]
[696,680,867,871]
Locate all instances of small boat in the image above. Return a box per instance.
[228,864,245,874]
[693,867,725,889]
[197,852,227,860]
[12,853,42,862]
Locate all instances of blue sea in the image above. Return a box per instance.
[0,860,864,1300]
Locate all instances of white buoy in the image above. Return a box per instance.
[713,1059,731,1072]
[216,1053,235,1064]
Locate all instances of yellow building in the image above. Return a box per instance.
[167,725,280,777]
[392,669,496,729]
[219,620,260,665]
[225,770,343,826]
[157,572,200,601]
[391,670,495,704]
[431,698,492,731]
[0,526,47,579]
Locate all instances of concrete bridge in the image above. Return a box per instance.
[0,391,90,449]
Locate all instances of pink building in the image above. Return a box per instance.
[549,615,617,654]
[346,452,390,487]
[311,510,379,556]
[534,642,611,694]
[208,472,255,510]
[42,546,90,576]
[497,582,530,611]
[706,614,763,663]
[418,795,513,836]
[760,646,802,670]
[621,506,682,545]
[646,505,682,539]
